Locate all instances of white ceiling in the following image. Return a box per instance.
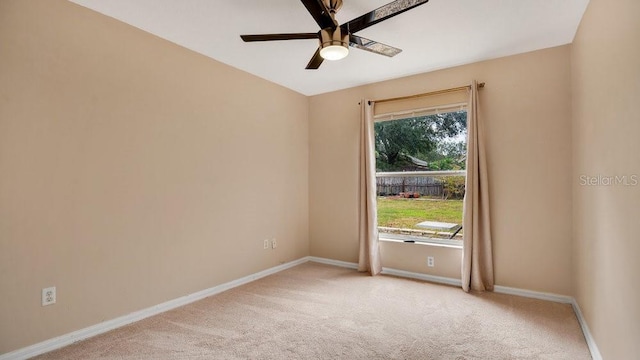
[69,0,590,96]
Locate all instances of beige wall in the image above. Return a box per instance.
[571,0,640,358]
[309,46,574,294]
[0,0,309,353]
[6,0,637,356]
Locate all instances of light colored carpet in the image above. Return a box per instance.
[33,262,591,359]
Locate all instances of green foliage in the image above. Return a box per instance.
[375,157,414,172]
[375,118,434,167]
[442,176,466,200]
[428,158,455,171]
[374,111,467,171]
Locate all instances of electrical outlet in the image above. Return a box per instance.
[271,238,277,249]
[263,239,269,249]
[427,256,435,267]
[42,287,56,306]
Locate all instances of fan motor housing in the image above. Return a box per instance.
[320,27,348,50]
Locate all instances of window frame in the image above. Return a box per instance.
[374,106,468,248]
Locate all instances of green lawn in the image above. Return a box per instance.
[377,196,463,230]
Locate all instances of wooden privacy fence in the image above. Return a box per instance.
[376,176,444,197]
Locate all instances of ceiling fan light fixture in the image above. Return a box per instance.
[320,44,349,61]
[240,0,430,69]
[319,28,349,61]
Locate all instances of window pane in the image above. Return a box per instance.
[374,110,466,243]
[374,111,467,172]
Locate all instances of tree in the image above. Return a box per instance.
[374,111,467,171]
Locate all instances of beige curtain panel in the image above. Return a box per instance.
[461,80,494,292]
[358,100,382,275]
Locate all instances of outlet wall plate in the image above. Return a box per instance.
[427,256,435,267]
[42,287,56,306]
[263,239,269,249]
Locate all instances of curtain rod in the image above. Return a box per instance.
[371,82,485,105]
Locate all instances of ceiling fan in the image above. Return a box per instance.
[240,0,429,69]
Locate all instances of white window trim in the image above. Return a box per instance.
[379,233,463,249]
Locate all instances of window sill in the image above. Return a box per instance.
[379,233,463,249]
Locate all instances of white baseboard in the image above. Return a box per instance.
[493,285,602,358]
[2,256,602,360]
[0,257,309,360]
[308,257,601,360]
[493,285,574,304]
[381,267,463,287]
[307,256,462,287]
[571,299,602,360]
[307,256,358,269]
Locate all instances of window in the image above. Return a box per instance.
[374,105,467,247]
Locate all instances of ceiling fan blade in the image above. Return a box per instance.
[240,33,319,42]
[349,34,402,57]
[306,47,324,70]
[343,0,429,34]
[300,0,338,29]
